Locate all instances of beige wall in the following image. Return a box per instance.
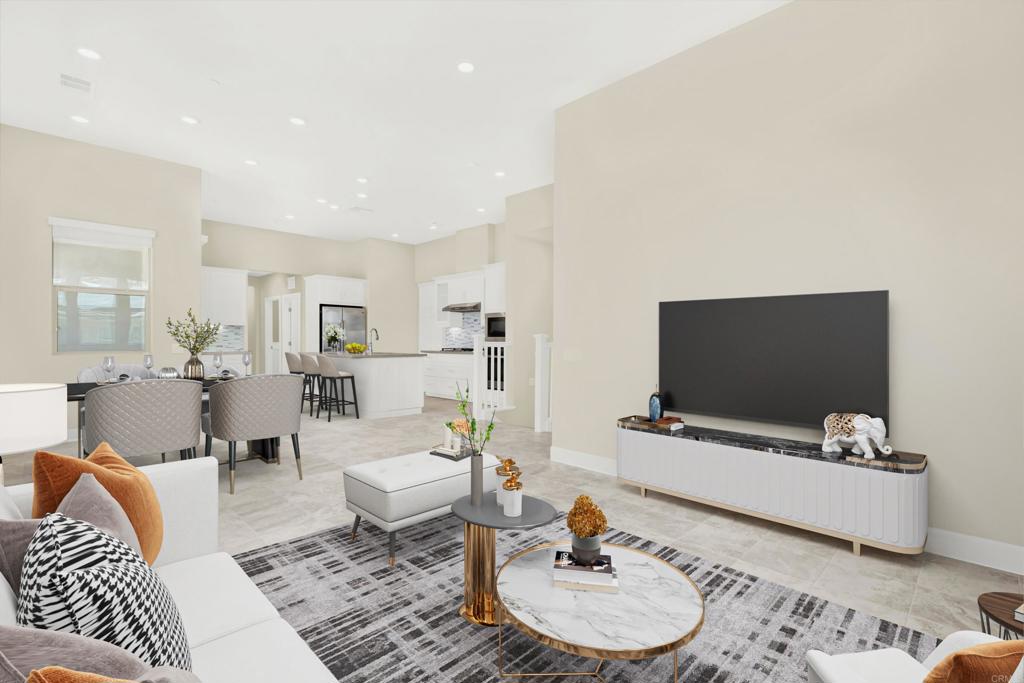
[414,234,457,283]
[364,239,418,353]
[552,1,1024,548]
[413,223,501,283]
[503,186,554,428]
[0,124,202,428]
[202,219,365,277]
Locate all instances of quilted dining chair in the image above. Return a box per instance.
[84,379,202,460]
[202,374,304,494]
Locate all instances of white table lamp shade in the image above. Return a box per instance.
[0,383,68,455]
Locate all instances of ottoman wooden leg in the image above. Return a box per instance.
[351,515,361,540]
[388,531,397,567]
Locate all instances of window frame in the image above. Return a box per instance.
[50,217,155,355]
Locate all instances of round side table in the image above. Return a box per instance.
[978,592,1024,640]
[452,492,557,627]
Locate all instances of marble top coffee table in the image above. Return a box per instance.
[495,542,704,681]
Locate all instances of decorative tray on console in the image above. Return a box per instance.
[617,416,926,473]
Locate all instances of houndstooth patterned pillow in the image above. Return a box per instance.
[16,513,191,670]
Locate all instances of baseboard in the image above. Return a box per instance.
[549,446,617,476]
[925,527,1024,575]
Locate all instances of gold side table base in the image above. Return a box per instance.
[460,522,498,626]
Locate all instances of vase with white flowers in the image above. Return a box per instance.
[166,309,221,380]
[446,385,495,506]
[324,324,345,351]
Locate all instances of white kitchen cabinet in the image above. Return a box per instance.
[303,275,367,352]
[423,352,474,400]
[483,262,506,314]
[446,273,483,305]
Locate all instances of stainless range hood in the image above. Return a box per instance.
[442,301,481,313]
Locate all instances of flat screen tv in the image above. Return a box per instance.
[659,291,888,429]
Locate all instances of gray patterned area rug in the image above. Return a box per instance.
[234,514,938,682]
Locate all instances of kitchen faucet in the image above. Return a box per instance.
[368,328,379,354]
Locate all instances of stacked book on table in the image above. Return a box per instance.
[1015,602,1024,623]
[552,551,619,593]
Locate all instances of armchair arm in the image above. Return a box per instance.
[805,650,871,683]
[2,457,218,567]
[921,630,1002,670]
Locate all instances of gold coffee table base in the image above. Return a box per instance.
[496,607,682,681]
[460,522,497,626]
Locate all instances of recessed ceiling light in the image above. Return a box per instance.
[356,192,368,199]
[316,198,327,204]
[284,215,295,220]
[356,177,368,184]
[77,47,102,60]
[392,233,400,238]
[476,207,486,213]
[457,62,475,73]
[429,223,438,230]
[494,170,506,178]
[288,116,306,126]
[180,115,200,125]
[244,159,258,166]
[329,204,339,210]
[69,115,89,124]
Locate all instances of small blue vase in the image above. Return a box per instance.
[649,390,663,423]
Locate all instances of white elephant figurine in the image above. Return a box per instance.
[821,412,893,459]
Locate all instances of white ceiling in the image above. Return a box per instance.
[0,0,783,244]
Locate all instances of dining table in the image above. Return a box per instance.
[66,377,279,463]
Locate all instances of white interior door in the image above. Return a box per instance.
[281,293,301,359]
[264,296,282,374]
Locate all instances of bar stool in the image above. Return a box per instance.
[316,354,359,421]
[299,353,321,417]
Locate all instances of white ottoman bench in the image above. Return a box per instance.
[343,450,499,565]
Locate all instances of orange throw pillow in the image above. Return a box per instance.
[28,667,132,683]
[924,639,1024,683]
[32,443,163,564]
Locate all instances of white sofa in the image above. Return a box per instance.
[806,630,1003,683]
[1,458,335,683]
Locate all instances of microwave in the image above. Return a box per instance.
[485,314,506,341]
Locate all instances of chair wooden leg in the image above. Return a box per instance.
[349,376,359,419]
[315,377,322,419]
[341,378,346,416]
[179,449,188,461]
[350,514,360,540]
[161,452,166,463]
[228,441,237,494]
[291,433,302,480]
[275,436,281,466]
[204,434,212,458]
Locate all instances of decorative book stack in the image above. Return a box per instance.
[552,551,618,593]
[1015,602,1024,623]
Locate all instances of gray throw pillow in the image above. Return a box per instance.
[0,624,148,679]
[0,474,142,595]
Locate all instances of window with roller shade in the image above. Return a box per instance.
[51,218,154,352]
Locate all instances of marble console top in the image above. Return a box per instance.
[497,543,704,658]
[618,417,927,474]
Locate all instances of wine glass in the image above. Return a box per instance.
[101,356,115,380]
[143,354,154,374]
[213,353,223,374]
[242,351,252,376]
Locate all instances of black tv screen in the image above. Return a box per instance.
[659,291,888,429]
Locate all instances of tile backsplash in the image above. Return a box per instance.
[444,313,482,348]
[209,324,246,352]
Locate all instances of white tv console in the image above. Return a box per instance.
[616,417,928,555]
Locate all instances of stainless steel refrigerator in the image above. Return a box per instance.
[319,304,367,351]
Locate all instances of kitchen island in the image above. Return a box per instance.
[323,352,426,419]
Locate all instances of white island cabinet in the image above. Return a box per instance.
[325,353,425,419]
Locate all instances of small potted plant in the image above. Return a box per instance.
[567,495,608,565]
[166,308,221,380]
[324,324,345,351]
[446,385,495,505]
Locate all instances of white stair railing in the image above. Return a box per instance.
[472,334,510,417]
[534,334,552,432]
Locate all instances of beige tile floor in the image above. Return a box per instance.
[6,397,1021,639]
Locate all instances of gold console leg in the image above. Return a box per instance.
[460,522,498,626]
